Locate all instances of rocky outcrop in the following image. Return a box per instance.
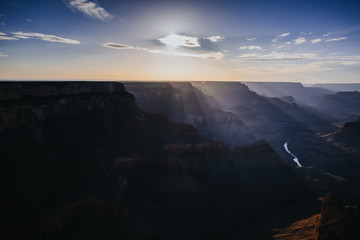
[326,118,360,149]
[273,214,321,240]
[316,194,360,240]
[273,193,360,240]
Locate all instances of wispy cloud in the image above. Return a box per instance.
[323,32,332,37]
[0,52,8,57]
[0,36,18,40]
[236,54,360,62]
[294,37,306,44]
[234,51,316,61]
[205,35,225,42]
[235,53,258,58]
[325,37,346,42]
[341,61,360,66]
[11,32,80,44]
[0,32,18,40]
[102,42,224,60]
[68,0,112,21]
[311,38,322,44]
[158,34,200,48]
[148,49,224,60]
[235,61,336,74]
[102,43,133,49]
[246,37,256,41]
[325,55,360,60]
[299,32,312,36]
[272,32,290,42]
[239,45,264,50]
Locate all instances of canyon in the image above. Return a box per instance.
[0,81,359,239]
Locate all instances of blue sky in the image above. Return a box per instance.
[0,0,360,83]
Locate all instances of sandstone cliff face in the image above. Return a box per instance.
[0,81,309,240]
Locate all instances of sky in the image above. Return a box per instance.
[0,0,360,83]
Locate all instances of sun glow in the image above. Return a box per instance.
[158,34,200,48]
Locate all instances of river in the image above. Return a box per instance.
[284,141,302,167]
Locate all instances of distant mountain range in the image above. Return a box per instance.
[309,83,360,92]
[243,81,360,122]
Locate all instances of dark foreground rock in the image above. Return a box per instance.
[0,81,313,240]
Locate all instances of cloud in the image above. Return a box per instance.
[68,0,112,21]
[13,35,30,39]
[158,34,200,48]
[148,49,224,60]
[0,32,18,40]
[311,38,322,44]
[294,37,306,44]
[11,32,80,44]
[205,36,225,42]
[102,43,133,49]
[325,37,346,42]
[279,32,291,38]
[234,51,316,62]
[272,32,290,42]
[0,36,18,40]
[236,53,258,58]
[341,61,360,66]
[326,55,360,60]
[0,52,8,57]
[235,61,335,74]
[323,32,332,37]
[246,37,256,41]
[102,42,223,60]
[239,45,264,50]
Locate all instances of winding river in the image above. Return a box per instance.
[284,141,302,167]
